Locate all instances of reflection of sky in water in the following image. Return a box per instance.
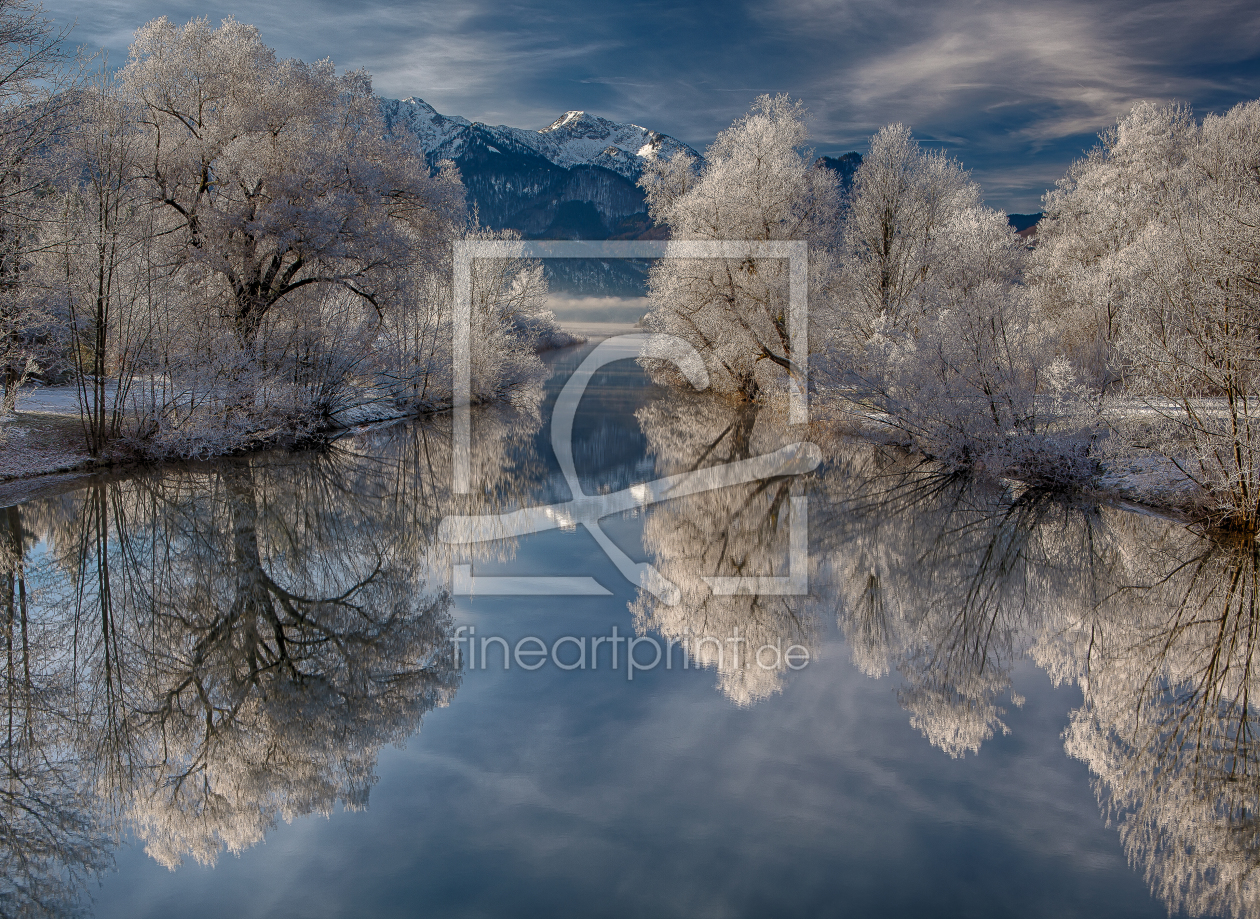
[95,637,1155,917]
[69,342,1183,917]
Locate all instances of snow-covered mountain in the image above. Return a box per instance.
[380,98,474,156]
[380,98,695,183]
[380,97,698,293]
[534,109,695,179]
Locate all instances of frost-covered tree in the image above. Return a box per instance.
[47,66,161,454]
[1036,99,1260,526]
[639,94,840,401]
[831,124,987,346]
[92,17,480,455]
[1030,102,1195,390]
[0,0,77,413]
[34,16,554,459]
[374,227,563,415]
[1115,102,1260,527]
[822,124,1052,476]
[121,16,464,347]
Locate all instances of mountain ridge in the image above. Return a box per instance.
[380,97,700,293]
[380,97,697,183]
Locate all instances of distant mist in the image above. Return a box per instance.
[546,295,650,324]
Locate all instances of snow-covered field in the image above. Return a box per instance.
[0,408,91,486]
[11,384,85,416]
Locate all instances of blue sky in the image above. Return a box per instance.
[48,0,1260,212]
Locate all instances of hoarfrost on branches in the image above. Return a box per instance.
[639,94,840,402]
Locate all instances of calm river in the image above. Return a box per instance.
[1,337,1252,918]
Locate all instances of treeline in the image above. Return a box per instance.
[0,13,563,459]
[639,94,1260,529]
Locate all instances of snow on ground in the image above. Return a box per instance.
[0,385,95,484]
[12,383,84,415]
[0,410,91,485]
[1095,454,1199,508]
[0,371,1213,519]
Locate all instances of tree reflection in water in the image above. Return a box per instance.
[817,451,1114,758]
[633,393,819,705]
[8,378,1260,917]
[822,454,1260,918]
[80,456,460,870]
[638,393,1260,917]
[0,400,543,912]
[1,505,110,917]
[1061,530,1260,919]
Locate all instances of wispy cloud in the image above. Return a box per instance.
[37,0,1260,211]
[762,0,1240,136]
[736,0,1260,207]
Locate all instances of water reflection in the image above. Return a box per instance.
[634,388,1260,917]
[1,400,543,913]
[633,393,819,705]
[71,459,458,870]
[824,462,1260,918]
[816,456,1111,758]
[1062,531,1260,919]
[7,347,1260,918]
[1,506,111,917]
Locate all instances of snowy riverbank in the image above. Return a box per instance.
[0,328,606,498]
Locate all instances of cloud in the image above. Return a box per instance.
[762,0,1229,142]
[38,0,1260,211]
[743,0,1260,197]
